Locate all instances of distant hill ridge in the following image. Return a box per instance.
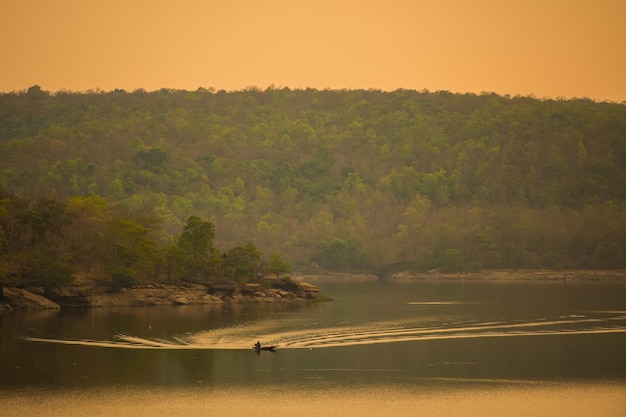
[1,86,625,273]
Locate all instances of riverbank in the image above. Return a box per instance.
[3,269,625,313]
[293,269,626,282]
[386,269,626,281]
[0,278,321,313]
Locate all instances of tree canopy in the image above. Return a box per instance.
[1,87,625,280]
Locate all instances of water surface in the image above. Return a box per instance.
[2,279,626,415]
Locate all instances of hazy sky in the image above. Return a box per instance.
[2,0,625,101]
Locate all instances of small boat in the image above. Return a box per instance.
[253,341,276,353]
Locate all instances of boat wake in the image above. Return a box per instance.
[24,311,626,351]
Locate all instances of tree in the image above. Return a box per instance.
[179,216,215,261]
[222,242,262,281]
[28,256,76,288]
[312,238,367,270]
[267,253,291,279]
[133,147,167,173]
[162,242,188,281]
[178,216,216,277]
[105,218,160,283]
[0,193,30,282]
[18,197,77,287]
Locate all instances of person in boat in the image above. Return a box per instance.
[254,341,261,349]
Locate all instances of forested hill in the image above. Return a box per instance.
[1,86,626,278]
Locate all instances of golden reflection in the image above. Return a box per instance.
[2,383,625,417]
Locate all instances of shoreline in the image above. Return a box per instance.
[3,269,625,313]
[387,269,626,281]
[0,278,321,313]
[294,269,626,282]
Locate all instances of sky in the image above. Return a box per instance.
[2,0,625,102]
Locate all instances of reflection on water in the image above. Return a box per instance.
[2,383,626,417]
[2,279,626,415]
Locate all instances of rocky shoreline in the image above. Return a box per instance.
[0,278,321,313]
[3,269,625,313]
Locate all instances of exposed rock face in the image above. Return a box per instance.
[212,279,322,303]
[1,287,60,310]
[267,279,320,299]
[45,283,223,307]
[293,281,320,299]
[0,278,322,311]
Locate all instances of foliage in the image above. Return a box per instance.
[312,239,368,270]
[25,255,76,288]
[267,253,292,279]
[107,265,139,288]
[1,87,626,275]
[0,187,285,285]
[178,215,216,277]
[222,242,262,282]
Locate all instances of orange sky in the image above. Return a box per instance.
[2,0,625,101]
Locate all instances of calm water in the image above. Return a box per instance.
[2,279,626,416]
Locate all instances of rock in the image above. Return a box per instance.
[259,278,321,300]
[173,296,189,305]
[1,278,323,311]
[46,284,98,307]
[1,287,60,309]
[89,284,224,307]
[242,283,262,293]
[207,280,238,292]
[0,301,14,313]
[295,281,320,297]
[277,290,294,299]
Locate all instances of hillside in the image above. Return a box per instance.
[1,86,625,284]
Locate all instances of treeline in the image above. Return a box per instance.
[0,191,292,287]
[1,85,625,279]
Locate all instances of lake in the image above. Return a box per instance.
[2,278,626,416]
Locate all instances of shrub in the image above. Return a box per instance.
[107,265,139,287]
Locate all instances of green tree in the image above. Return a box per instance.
[222,242,262,281]
[178,216,216,277]
[162,242,188,281]
[312,238,367,270]
[27,255,76,288]
[105,218,160,283]
[18,197,77,287]
[179,216,215,260]
[133,147,167,173]
[267,253,291,279]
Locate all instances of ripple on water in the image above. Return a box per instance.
[24,312,626,350]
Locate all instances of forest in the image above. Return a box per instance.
[1,85,625,287]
